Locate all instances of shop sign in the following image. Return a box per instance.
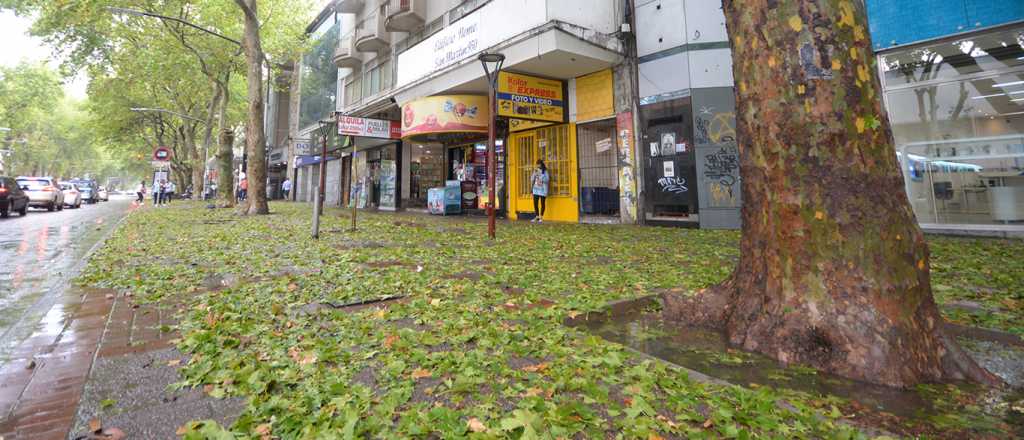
[293,139,314,155]
[497,72,565,123]
[397,12,481,86]
[575,69,614,121]
[401,95,489,139]
[595,138,613,153]
[337,116,401,139]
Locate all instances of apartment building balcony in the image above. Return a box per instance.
[336,0,363,14]
[355,13,390,53]
[333,36,363,69]
[384,0,425,32]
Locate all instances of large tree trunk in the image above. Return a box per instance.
[662,0,1001,388]
[235,0,268,215]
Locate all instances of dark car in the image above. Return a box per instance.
[0,176,30,217]
[72,179,99,204]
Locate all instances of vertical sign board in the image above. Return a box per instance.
[497,72,566,123]
[616,112,638,223]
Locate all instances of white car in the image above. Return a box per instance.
[16,176,64,212]
[98,186,109,201]
[59,182,83,208]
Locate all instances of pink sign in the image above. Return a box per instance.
[337,115,401,139]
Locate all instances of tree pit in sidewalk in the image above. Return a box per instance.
[566,295,1024,439]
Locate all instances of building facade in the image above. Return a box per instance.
[866,1,1024,231]
[278,0,1024,234]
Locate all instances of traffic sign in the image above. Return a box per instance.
[153,147,171,161]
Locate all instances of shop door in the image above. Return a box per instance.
[644,115,698,218]
[509,124,579,222]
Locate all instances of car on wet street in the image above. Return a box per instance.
[98,186,109,201]
[60,181,83,209]
[16,176,64,212]
[0,176,30,217]
[71,179,98,204]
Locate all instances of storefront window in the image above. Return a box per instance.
[409,143,445,207]
[881,26,1024,225]
[299,18,340,130]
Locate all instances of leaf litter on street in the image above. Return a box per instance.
[78,202,1024,439]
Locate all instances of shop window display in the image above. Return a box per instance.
[881,26,1024,225]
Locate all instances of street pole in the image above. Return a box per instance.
[350,150,358,231]
[478,53,505,240]
[318,132,327,216]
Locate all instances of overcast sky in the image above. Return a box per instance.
[0,10,88,99]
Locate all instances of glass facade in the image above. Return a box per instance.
[881,26,1024,225]
[299,17,341,130]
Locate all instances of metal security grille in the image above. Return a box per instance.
[536,125,571,197]
[516,134,535,198]
[577,119,617,189]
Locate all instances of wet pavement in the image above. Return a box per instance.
[0,198,136,439]
[0,198,135,362]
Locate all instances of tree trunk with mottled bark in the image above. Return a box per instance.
[235,0,268,215]
[662,0,1002,388]
[217,129,235,206]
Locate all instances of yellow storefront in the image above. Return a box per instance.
[499,72,579,223]
[507,123,578,222]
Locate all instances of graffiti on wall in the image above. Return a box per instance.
[696,106,740,208]
[616,112,638,223]
[658,176,688,194]
[695,107,736,145]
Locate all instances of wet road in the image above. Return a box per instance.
[0,197,135,362]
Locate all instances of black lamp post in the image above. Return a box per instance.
[478,52,505,239]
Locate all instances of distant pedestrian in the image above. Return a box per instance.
[166,181,176,203]
[136,181,145,203]
[239,177,248,202]
[281,178,292,200]
[530,160,549,222]
[152,180,163,206]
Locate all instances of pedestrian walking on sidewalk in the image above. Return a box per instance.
[281,178,292,200]
[530,160,549,222]
[238,177,248,202]
[136,181,145,204]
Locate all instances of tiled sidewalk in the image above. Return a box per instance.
[0,288,180,440]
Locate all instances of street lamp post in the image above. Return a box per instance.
[478,52,505,240]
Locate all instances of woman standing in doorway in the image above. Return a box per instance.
[530,160,549,222]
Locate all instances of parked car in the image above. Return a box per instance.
[16,176,64,211]
[0,176,30,217]
[98,186,109,201]
[59,182,83,209]
[71,179,98,204]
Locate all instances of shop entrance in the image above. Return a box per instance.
[576,119,619,222]
[508,124,578,222]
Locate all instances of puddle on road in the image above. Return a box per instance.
[568,302,1024,436]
